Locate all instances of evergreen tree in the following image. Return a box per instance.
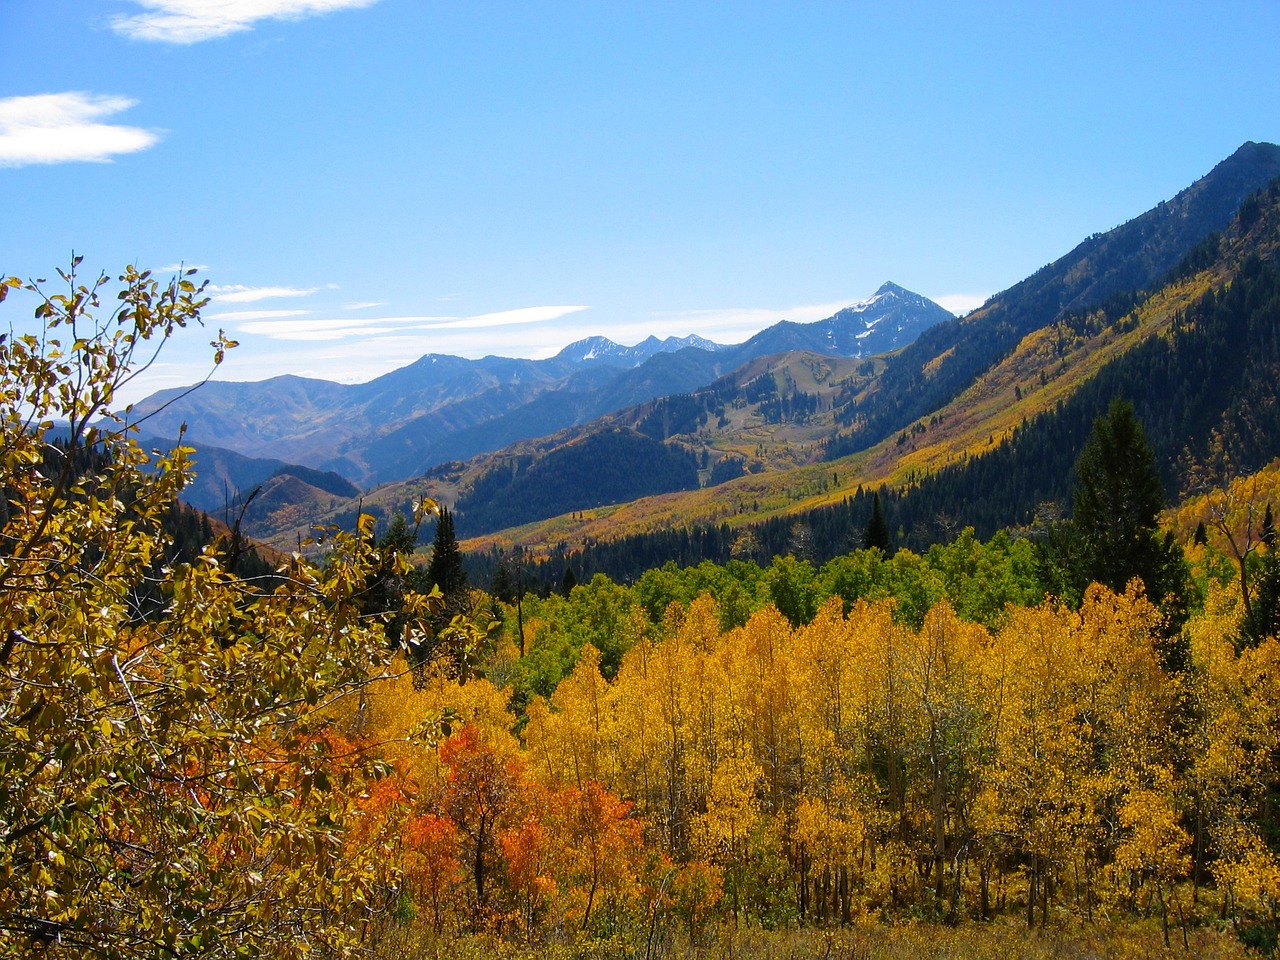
[491,559,517,605]
[865,491,891,554]
[1244,546,1280,646]
[363,511,419,647]
[421,506,472,666]
[426,506,468,599]
[1068,399,1188,631]
[561,565,578,596]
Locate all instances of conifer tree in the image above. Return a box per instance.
[364,510,420,646]
[421,505,472,667]
[426,505,467,599]
[1067,399,1188,634]
[864,491,891,554]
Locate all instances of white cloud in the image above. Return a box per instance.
[343,300,387,310]
[208,284,320,303]
[934,293,990,316]
[204,308,312,322]
[237,306,589,341]
[112,0,382,44]
[0,93,160,167]
[157,262,209,274]
[446,305,589,329]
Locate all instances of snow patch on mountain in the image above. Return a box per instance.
[556,333,729,367]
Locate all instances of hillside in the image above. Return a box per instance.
[826,140,1280,459]
[234,350,879,548]
[460,162,1280,581]
[142,142,1280,569]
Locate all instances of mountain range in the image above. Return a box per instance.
[131,141,1280,570]
[130,280,953,497]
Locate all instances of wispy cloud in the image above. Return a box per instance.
[0,93,160,167]
[450,306,589,329]
[208,284,320,303]
[237,317,405,339]
[237,305,589,341]
[158,262,209,274]
[343,300,387,310]
[205,308,312,322]
[112,0,383,44]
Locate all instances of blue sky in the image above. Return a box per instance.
[3,1,1278,404]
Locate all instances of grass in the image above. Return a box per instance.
[370,919,1254,960]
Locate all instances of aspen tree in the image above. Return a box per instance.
[0,263,444,958]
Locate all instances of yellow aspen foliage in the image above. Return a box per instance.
[1186,583,1252,789]
[420,671,519,751]
[1216,834,1280,929]
[790,599,862,793]
[1112,781,1192,944]
[734,605,800,810]
[610,626,696,852]
[1114,786,1191,884]
[894,602,993,904]
[693,754,763,879]
[793,794,865,875]
[337,654,444,778]
[682,615,731,818]
[678,592,729,653]
[521,696,560,786]
[522,642,627,795]
[1072,584,1175,789]
[391,670,520,801]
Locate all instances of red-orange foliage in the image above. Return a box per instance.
[499,807,558,934]
[403,812,463,933]
[554,779,646,930]
[439,725,522,922]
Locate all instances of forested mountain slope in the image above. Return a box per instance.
[235,350,877,546]
[826,140,1280,459]
[468,173,1280,586]
[155,143,1280,564]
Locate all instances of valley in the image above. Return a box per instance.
[135,142,1280,584]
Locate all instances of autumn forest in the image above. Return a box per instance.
[7,161,1280,959]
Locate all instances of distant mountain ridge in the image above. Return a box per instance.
[737,282,955,358]
[554,333,726,364]
[549,282,951,366]
[129,281,953,488]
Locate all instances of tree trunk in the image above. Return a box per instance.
[1027,855,1037,928]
